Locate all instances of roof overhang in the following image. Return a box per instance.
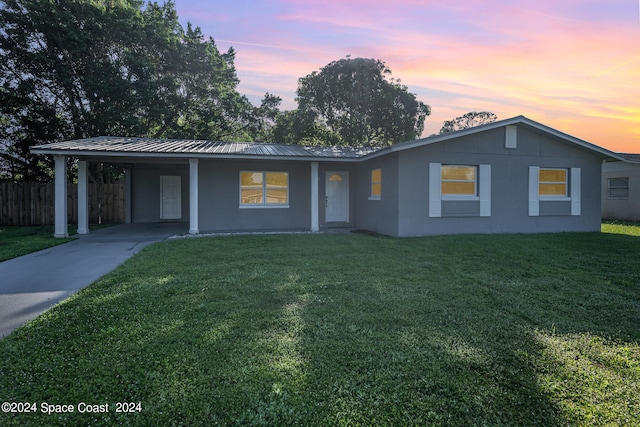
[616,153,640,164]
[28,149,363,163]
[30,136,376,163]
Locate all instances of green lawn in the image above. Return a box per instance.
[1,225,639,426]
[0,226,75,262]
[0,224,117,262]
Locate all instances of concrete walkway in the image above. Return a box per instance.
[0,223,188,339]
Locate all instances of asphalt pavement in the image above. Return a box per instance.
[0,223,187,339]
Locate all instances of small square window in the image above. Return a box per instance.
[539,168,567,197]
[608,177,629,199]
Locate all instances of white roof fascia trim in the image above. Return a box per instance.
[359,116,624,162]
[519,118,624,160]
[360,117,525,161]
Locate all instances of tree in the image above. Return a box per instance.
[282,57,430,147]
[439,111,497,134]
[0,0,271,181]
[270,109,333,145]
[246,92,283,143]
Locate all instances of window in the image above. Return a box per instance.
[608,177,629,199]
[370,168,381,199]
[240,171,288,207]
[528,167,580,216]
[441,165,477,197]
[429,163,491,218]
[539,168,567,197]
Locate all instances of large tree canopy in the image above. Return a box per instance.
[279,57,430,147]
[0,0,276,181]
[439,111,497,134]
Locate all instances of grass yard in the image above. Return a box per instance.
[0,226,75,262]
[0,224,117,262]
[1,225,639,426]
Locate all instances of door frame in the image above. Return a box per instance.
[325,171,349,223]
[160,175,182,220]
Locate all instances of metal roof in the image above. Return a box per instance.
[29,136,379,161]
[619,153,640,163]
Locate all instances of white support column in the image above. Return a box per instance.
[77,160,89,234]
[189,158,199,234]
[310,162,319,232]
[125,165,132,224]
[54,155,68,238]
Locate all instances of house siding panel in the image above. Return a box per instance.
[353,154,399,235]
[131,164,189,223]
[198,160,311,232]
[442,201,480,217]
[539,201,571,216]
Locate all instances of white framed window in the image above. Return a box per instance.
[441,165,478,199]
[529,167,580,216]
[429,163,491,217]
[608,177,629,199]
[370,168,381,200]
[539,168,568,199]
[240,171,289,208]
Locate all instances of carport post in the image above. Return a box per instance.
[77,160,89,234]
[189,158,199,234]
[125,166,132,224]
[54,155,68,238]
[311,162,319,232]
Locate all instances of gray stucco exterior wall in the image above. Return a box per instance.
[197,160,312,232]
[354,154,400,236]
[130,159,360,232]
[389,126,603,236]
[131,163,190,223]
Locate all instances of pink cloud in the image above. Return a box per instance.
[180,0,640,151]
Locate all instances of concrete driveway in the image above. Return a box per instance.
[0,223,187,339]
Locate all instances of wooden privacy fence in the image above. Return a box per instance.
[0,182,125,225]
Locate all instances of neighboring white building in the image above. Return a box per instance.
[602,155,640,222]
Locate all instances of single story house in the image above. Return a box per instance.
[602,154,640,221]
[30,115,623,238]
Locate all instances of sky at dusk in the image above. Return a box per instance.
[173,0,640,153]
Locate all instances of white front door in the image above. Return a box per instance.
[325,171,349,222]
[160,176,182,219]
